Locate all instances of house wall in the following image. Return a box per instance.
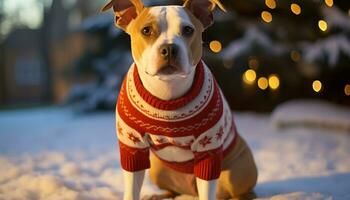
[1,34,47,105]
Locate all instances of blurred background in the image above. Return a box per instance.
[0,1,350,199]
[0,0,349,112]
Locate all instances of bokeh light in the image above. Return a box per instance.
[209,40,222,53]
[344,84,350,96]
[318,20,328,31]
[261,11,272,23]
[265,0,276,9]
[291,3,301,15]
[258,77,269,90]
[291,50,301,62]
[243,69,257,84]
[325,0,333,7]
[312,80,323,93]
[268,75,280,90]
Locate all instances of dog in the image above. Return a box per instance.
[102,0,258,199]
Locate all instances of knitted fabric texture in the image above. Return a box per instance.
[116,61,238,180]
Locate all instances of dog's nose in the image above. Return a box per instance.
[159,44,178,60]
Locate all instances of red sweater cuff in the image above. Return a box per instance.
[119,141,150,172]
[194,148,223,180]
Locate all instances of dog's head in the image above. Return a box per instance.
[102,0,225,80]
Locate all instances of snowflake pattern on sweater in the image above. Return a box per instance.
[116,61,238,180]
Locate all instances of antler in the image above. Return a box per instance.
[210,0,226,12]
[183,0,227,12]
[101,0,144,14]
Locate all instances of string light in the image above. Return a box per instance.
[312,80,322,93]
[268,75,280,90]
[265,0,276,9]
[290,50,301,62]
[318,20,328,31]
[324,0,333,7]
[209,40,222,53]
[243,69,257,84]
[344,84,350,96]
[291,3,301,15]
[261,11,272,23]
[258,77,269,90]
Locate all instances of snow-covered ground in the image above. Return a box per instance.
[0,102,349,200]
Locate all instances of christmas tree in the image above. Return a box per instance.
[203,0,350,111]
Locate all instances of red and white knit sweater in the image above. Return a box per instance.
[116,61,238,180]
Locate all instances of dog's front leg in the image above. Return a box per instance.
[196,178,217,200]
[123,169,145,200]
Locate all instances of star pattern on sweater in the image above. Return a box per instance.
[127,132,141,144]
[199,136,212,148]
[117,122,123,136]
[216,126,224,141]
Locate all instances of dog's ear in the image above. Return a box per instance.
[101,0,144,31]
[183,0,226,29]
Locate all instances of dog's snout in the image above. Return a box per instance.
[159,44,178,60]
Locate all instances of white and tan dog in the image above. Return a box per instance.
[102,0,257,199]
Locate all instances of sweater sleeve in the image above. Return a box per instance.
[116,112,150,172]
[192,124,226,180]
[193,146,223,180]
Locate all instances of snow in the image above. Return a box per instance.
[301,34,350,67]
[322,5,350,32]
[220,27,286,60]
[80,13,122,38]
[0,103,350,200]
[271,100,350,132]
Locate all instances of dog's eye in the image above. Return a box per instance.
[142,26,152,36]
[183,26,194,36]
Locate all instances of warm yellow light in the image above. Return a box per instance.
[291,3,301,15]
[249,58,259,69]
[318,20,328,32]
[312,80,322,93]
[265,0,276,9]
[325,0,333,7]
[243,69,257,84]
[209,40,222,53]
[261,11,272,23]
[344,84,350,96]
[290,50,301,62]
[268,75,280,90]
[258,77,269,90]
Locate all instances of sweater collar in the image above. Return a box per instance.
[132,61,205,110]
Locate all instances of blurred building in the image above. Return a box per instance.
[0,0,94,107]
[0,28,86,106]
[0,28,47,105]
